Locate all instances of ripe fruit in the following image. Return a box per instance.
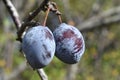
[53,23,85,64]
[22,25,56,69]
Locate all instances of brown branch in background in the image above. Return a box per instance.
[2,0,21,30]
[2,0,49,80]
[78,6,120,31]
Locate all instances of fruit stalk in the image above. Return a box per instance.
[58,15,62,23]
[17,0,50,41]
[51,2,62,23]
[43,7,50,26]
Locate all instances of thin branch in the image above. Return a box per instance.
[78,6,120,31]
[37,69,48,80]
[2,0,21,30]
[17,0,50,42]
[24,0,50,22]
[51,2,62,23]
[4,62,48,80]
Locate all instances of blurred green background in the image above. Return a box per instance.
[0,0,120,80]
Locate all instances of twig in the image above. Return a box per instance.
[51,2,62,23]
[78,6,120,31]
[17,0,50,41]
[2,0,21,30]
[4,62,48,80]
[24,0,50,22]
[37,69,48,80]
[3,0,49,80]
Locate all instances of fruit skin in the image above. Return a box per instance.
[22,26,55,69]
[53,23,85,64]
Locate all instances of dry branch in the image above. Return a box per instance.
[17,0,50,42]
[78,6,120,31]
[37,69,48,80]
[2,0,21,30]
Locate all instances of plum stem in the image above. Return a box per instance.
[43,7,50,26]
[51,2,62,24]
[58,15,62,24]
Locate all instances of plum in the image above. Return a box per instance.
[22,25,56,69]
[53,23,85,64]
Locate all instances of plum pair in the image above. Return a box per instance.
[22,23,85,70]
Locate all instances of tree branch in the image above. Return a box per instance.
[17,0,50,42]
[4,62,48,80]
[24,0,50,22]
[2,0,21,30]
[37,69,48,80]
[78,6,120,31]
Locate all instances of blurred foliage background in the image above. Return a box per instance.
[0,0,120,80]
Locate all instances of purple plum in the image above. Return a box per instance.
[53,23,85,64]
[22,25,56,69]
